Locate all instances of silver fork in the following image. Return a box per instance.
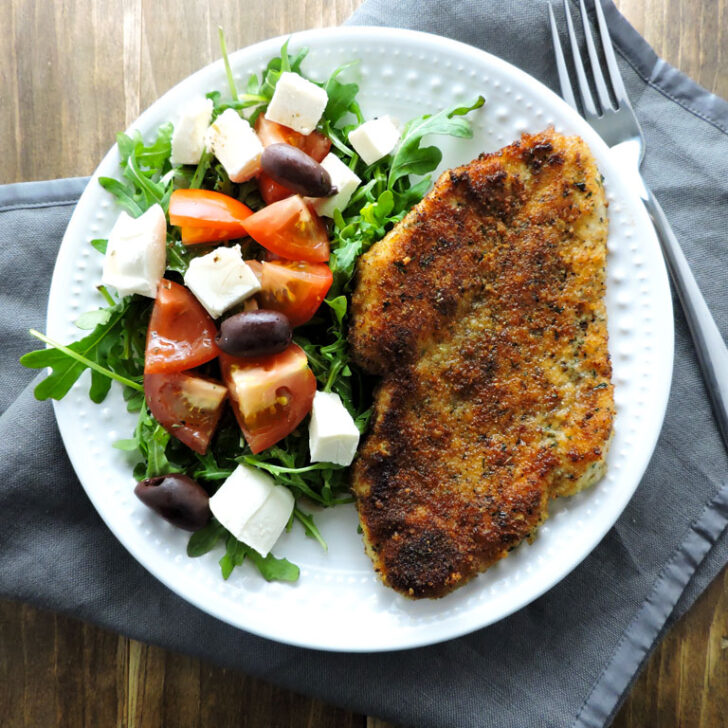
[549,0,728,452]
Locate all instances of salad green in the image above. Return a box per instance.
[21,36,484,583]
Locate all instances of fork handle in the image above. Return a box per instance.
[642,187,728,452]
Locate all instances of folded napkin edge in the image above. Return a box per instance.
[573,478,728,728]
[0,177,90,213]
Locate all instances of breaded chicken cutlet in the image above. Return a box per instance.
[349,128,614,598]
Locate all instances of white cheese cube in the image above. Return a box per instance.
[265,71,328,135]
[209,465,274,540]
[170,96,213,165]
[183,244,261,319]
[310,153,361,218]
[309,390,360,466]
[209,464,294,557]
[101,204,166,299]
[204,108,263,183]
[239,483,295,557]
[348,116,400,166]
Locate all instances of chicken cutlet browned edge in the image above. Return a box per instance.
[348,128,614,598]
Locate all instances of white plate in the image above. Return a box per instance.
[48,26,673,652]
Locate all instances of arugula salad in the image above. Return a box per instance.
[22,34,484,583]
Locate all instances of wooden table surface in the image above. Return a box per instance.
[1,1,726,726]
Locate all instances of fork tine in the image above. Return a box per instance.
[593,0,629,107]
[578,0,614,112]
[562,0,598,118]
[548,3,578,110]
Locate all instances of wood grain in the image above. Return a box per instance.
[0,1,726,727]
[0,0,357,184]
[615,0,728,99]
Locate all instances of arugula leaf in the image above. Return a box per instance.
[98,177,143,217]
[90,238,108,254]
[101,124,175,217]
[89,367,113,404]
[218,532,299,582]
[126,405,183,478]
[327,186,398,294]
[20,305,143,401]
[122,152,167,208]
[75,308,113,330]
[189,149,212,189]
[124,388,145,413]
[288,46,308,74]
[220,533,247,579]
[324,64,360,126]
[117,124,173,170]
[217,27,239,102]
[294,507,328,551]
[388,96,485,188]
[97,285,116,307]
[165,236,192,275]
[113,438,139,452]
[240,452,350,506]
[146,422,174,476]
[325,295,347,325]
[390,144,443,181]
[187,519,227,557]
[247,549,299,582]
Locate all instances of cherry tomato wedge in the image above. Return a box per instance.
[145,372,228,455]
[219,344,316,454]
[178,225,232,245]
[258,172,295,206]
[241,195,329,263]
[145,279,220,374]
[255,116,331,163]
[246,260,333,327]
[255,118,331,205]
[169,189,253,245]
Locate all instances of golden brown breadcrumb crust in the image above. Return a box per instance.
[349,129,614,599]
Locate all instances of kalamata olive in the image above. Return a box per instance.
[261,143,334,197]
[216,309,292,357]
[134,474,210,532]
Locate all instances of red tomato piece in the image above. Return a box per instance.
[178,225,232,245]
[219,344,316,454]
[246,260,333,327]
[169,189,253,245]
[145,279,220,374]
[258,171,295,206]
[241,195,330,263]
[255,117,331,205]
[145,372,228,455]
[255,115,331,163]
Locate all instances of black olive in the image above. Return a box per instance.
[261,143,334,197]
[216,309,292,357]
[134,474,210,532]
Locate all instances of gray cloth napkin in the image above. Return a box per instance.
[2,2,727,726]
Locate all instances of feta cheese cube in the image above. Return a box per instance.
[204,108,263,183]
[309,391,360,466]
[310,153,361,218]
[265,71,328,135]
[183,244,260,319]
[209,464,294,557]
[170,96,213,165]
[101,204,166,298]
[348,116,400,166]
[238,484,294,558]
